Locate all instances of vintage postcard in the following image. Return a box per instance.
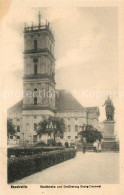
[0,0,123,195]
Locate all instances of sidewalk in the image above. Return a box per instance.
[13,152,119,184]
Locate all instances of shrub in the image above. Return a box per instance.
[34,141,47,147]
[8,148,76,183]
[8,147,65,158]
[57,142,62,146]
[47,139,56,146]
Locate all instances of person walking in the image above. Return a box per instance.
[93,141,98,152]
[97,142,102,152]
[83,138,87,153]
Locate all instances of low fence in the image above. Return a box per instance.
[101,141,119,151]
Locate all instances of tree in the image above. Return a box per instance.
[78,124,103,143]
[7,119,16,138]
[36,116,66,142]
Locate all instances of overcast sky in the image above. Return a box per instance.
[0,3,118,124]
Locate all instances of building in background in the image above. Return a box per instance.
[7,13,100,146]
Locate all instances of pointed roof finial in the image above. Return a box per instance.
[38,11,41,26]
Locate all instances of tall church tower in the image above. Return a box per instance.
[23,12,55,111]
[22,13,55,143]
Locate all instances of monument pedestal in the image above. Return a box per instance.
[102,120,117,151]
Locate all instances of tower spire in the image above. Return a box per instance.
[38,11,41,26]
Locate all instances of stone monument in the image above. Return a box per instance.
[102,97,117,150]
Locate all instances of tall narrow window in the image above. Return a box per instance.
[26,123,30,131]
[75,125,78,132]
[34,88,37,98]
[68,125,71,132]
[34,40,37,50]
[17,126,20,132]
[26,123,30,138]
[34,123,37,131]
[34,97,37,105]
[34,64,37,75]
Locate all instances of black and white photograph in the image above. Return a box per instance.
[0,1,123,193]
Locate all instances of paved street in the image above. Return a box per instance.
[13,152,119,184]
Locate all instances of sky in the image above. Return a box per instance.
[0,3,119,125]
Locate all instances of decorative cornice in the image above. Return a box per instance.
[24,25,54,42]
[23,74,56,84]
[22,105,56,112]
[23,48,55,60]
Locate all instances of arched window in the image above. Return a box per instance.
[34,123,37,131]
[26,123,30,131]
[34,40,37,50]
[26,123,30,138]
[17,126,20,132]
[34,97,37,105]
[68,125,71,132]
[75,125,78,132]
[34,64,37,75]
[34,88,37,98]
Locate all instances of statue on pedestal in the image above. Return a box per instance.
[102,97,115,121]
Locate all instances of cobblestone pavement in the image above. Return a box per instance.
[13,152,119,184]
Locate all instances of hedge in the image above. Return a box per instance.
[8,148,76,183]
[8,146,65,158]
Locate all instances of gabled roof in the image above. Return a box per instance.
[8,90,99,115]
[55,89,83,112]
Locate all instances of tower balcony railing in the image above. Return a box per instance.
[24,48,55,60]
[23,73,55,83]
[24,24,54,40]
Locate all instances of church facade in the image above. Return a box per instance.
[7,14,100,146]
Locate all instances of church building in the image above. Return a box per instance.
[7,13,100,146]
